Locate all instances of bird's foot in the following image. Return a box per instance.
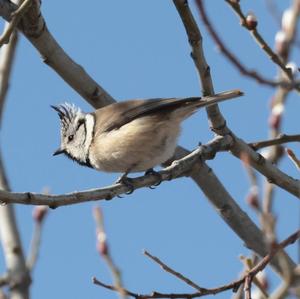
[144,168,162,189]
[116,173,134,196]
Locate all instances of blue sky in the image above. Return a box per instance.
[1,1,300,298]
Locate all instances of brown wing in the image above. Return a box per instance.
[93,97,201,133]
[93,89,243,133]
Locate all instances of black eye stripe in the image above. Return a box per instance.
[76,119,85,131]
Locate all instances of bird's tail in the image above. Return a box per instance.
[171,89,244,121]
[194,89,244,108]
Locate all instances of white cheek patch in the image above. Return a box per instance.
[84,114,95,153]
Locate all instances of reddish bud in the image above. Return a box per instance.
[246,13,258,30]
[32,206,48,223]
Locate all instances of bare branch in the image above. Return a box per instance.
[0,0,114,109]
[0,133,298,208]
[286,148,300,170]
[0,23,18,123]
[173,0,299,278]
[196,0,299,90]
[26,206,48,271]
[230,135,300,198]
[93,230,300,299]
[176,1,300,199]
[0,135,234,207]
[0,2,31,298]
[173,0,228,133]
[240,256,269,298]
[93,207,127,299]
[225,0,295,83]
[249,134,300,150]
[144,251,206,293]
[262,0,300,222]
[0,0,31,47]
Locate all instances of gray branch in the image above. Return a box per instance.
[0,136,233,207]
[174,0,298,280]
[0,15,30,299]
[0,0,114,109]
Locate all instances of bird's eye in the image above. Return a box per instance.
[68,135,74,142]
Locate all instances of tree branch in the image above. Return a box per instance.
[190,0,300,198]
[225,0,295,83]
[93,207,127,299]
[0,0,114,109]
[0,2,30,297]
[0,0,31,47]
[175,0,299,279]
[0,23,18,123]
[93,229,300,299]
[0,135,233,207]
[173,0,228,133]
[26,206,48,271]
[249,134,300,150]
[144,250,208,293]
[196,0,300,90]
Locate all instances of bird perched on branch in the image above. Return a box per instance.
[52,89,242,190]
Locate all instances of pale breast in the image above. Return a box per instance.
[88,115,181,173]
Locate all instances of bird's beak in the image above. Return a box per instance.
[53,148,65,156]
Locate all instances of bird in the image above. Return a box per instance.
[51,89,242,189]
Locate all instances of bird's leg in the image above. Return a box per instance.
[115,172,134,195]
[144,168,162,189]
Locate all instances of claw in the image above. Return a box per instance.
[144,168,162,189]
[116,174,134,195]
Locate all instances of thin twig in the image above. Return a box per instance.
[0,25,18,124]
[240,152,261,212]
[93,229,300,299]
[0,0,115,108]
[26,224,41,271]
[196,0,300,90]
[0,1,31,297]
[249,134,300,150]
[93,207,127,299]
[286,148,300,169]
[244,275,252,299]
[0,135,237,207]
[240,256,269,298]
[225,0,295,84]
[0,132,299,207]
[173,0,228,133]
[174,1,297,279]
[0,0,32,47]
[144,251,207,293]
[262,0,300,230]
[26,206,48,271]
